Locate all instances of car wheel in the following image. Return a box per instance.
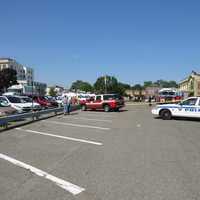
[81,104,87,111]
[104,105,110,112]
[114,108,119,112]
[161,110,172,120]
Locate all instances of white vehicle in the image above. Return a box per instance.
[55,96,63,107]
[0,96,32,113]
[19,96,42,111]
[152,97,200,120]
[2,92,19,96]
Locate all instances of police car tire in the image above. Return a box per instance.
[81,104,87,111]
[161,110,172,120]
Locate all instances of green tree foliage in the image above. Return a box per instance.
[94,76,118,94]
[49,87,57,97]
[70,80,93,92]
[143,80,178,88]
[94,75,131,95]
[0,68,18,92]
[143,81,153,88]
[153,80,178,88]
[132,84,143,90]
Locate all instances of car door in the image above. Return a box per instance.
[92,95,102,109]
[176,97,198,117]
[85,97,95,109]
[196,98,200,118]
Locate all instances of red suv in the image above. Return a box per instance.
[80,94,125,112]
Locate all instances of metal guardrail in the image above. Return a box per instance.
[0,105,79,128]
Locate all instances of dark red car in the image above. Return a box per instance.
[32,96,52,109]
[44,96,58,107]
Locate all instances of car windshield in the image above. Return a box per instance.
[21,97,32,103]
[159,91,175,96]
[181,98,197,106]
[6,96,21,103]
[44,96,50,100]
[40,97,47,101]
[104,94,123,100]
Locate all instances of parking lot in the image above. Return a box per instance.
[1,105,200,200]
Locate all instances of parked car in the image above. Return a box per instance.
[44,96,58,107]
[79,94,125,112]
[31,96,52,109]
[152,96,200,120]
[0,100,17,117]
[0,96,32,113]
[19,96,42,111]
[55,96,63,107]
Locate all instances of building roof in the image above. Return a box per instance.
[0,57,16,62]
[179,71,200,84]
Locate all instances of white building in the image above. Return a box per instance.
[0,58,34,85]
[46,85,64,96]
[0,58,47,96]
[23,66,34,85]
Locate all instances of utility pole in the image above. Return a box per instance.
[104,75,107,94]
[31,81,34,112]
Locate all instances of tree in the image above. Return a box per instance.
[143,81,153,88]
[116,82,130,96]
[70,80,93,92]
[153,80,178,88]
[0,68,18,92]
[119,83,131,90]
[94,75,118,94]
[132,84,143,90]
[49,87,57,97]
[93,75,130,95]
[168,81,178,88]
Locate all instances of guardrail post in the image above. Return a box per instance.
[35,115,39,120]
[32,112,35,121]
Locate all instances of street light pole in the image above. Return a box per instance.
[104,75,107,94]
[31,81,34,112]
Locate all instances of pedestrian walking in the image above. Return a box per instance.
[63,95,71,115]
[148,96,152,106]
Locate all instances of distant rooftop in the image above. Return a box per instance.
[179,70,200,83]
[0,57,16,62]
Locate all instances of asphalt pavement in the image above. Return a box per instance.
[1,105,200,200]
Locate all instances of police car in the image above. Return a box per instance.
[151,97,200,120]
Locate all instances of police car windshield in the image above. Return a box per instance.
[181,98,197,106]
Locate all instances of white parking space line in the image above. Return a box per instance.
[45,120,110,131]
[0,153,85,195]
[79,112,114,118]
[63,116,112,123]
[15,128,103,146]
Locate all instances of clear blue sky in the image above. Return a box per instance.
[0,0,200,87]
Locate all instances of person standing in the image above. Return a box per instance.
[63,95,71,115]
[148,96,152,106]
